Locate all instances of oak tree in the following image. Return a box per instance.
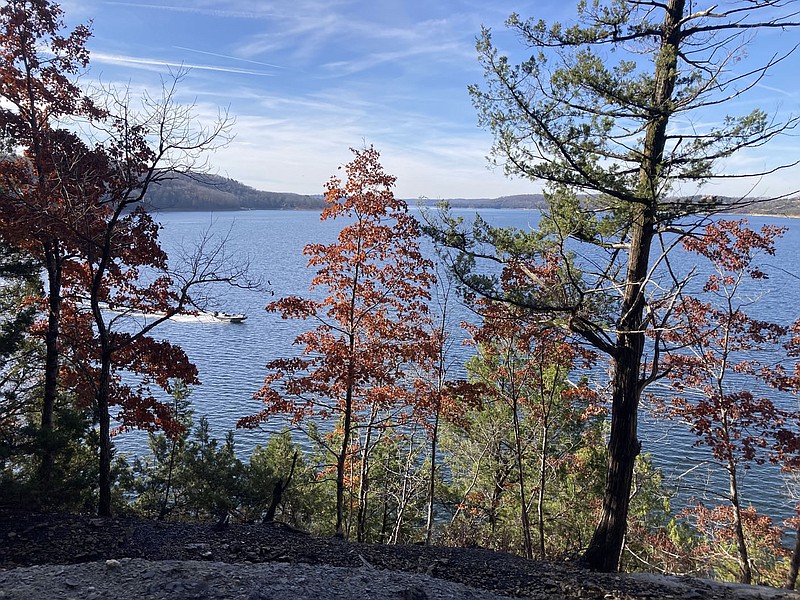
[74,76,237,516]
[0,0,240,515]
[0,0,102,496]
[657,220,793,583]
[240,147,435,537]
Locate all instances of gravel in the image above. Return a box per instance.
[0,559,511,600]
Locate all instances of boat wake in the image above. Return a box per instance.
[88,302,247,324]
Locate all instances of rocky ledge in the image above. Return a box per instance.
[0,511,797,599]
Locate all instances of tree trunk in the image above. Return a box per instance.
[378,484,390,544]
[356,405,379,542]
[582,0,684,572]
[390,430,419,544]
[264,450,297,523]
[582,198,652,570]
[511,395,533,559]
[98,353,113,517]
[335,382,354,537]
[785,519,800,589]
[425,407,440,544]
[38,247,62,500]
[159,437,179,520]
[582,346,643,570]
[537,416,550,559]
[727,455,752,584]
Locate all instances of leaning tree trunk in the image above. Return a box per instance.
[582,200,653,571]
[727,450,752,584]
[582,335,645,571]
[582,0,683,572]
[785,519,800,589]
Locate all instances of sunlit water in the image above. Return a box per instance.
[113,208,800,528]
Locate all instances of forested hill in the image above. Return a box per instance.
[739,196,800,217]
[144,173,323,211]
[143,175,549,212]
[143,174,800,216]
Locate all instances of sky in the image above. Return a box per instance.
[58,0,800,200]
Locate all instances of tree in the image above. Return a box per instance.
[429,0,799,571]
[0,0,242,516]
[131,380,193,519]
[463,259,602,558]
[0,241,41,481]
[760,297,800,588]
[680,503,788,585]
[239,147,435,537]
[405,274,469,544]
[656,219,794,583]
[73,81,238,516]
[0,0,102,497]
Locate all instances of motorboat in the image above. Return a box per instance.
[206,311,247,323]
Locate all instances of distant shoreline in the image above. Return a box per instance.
[147,205,800,219]
[143,173,800,217]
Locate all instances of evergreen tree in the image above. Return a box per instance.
[429,0,800,570]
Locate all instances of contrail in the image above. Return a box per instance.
[173,46,286,70]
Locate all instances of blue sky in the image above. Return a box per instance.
[61,0,800,199]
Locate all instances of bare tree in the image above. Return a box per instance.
[74,75,254,517]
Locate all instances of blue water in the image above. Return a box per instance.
[115,208,800,528]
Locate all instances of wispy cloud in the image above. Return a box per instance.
[104,1,275,19]
[320,40,467,78]
[754,82,797,98]
[72,0,800,199]
[234,9,474,68]
[91,52,277,77]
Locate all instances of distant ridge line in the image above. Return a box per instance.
[143,173,800,216]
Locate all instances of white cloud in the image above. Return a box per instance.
[90,52,278,77]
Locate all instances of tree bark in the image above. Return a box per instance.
[727,453,752,584]
[97,352,113,517]
[356,404,379,542]
[582,0,684,571]
[537,415,550,559]
[38,246,62,501]
[582,341,644,570]
[335,381,354,537]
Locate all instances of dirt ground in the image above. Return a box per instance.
[1,511,797,599]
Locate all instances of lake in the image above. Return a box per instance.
[115,208,800,527]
